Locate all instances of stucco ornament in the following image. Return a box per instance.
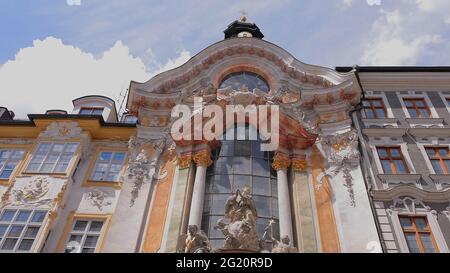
[179,225,211,253]
[84,189,113,211]
[9,176,52,207]
[127,136,166,206]
[318,129,360,207]
[39,122,83,139]
[213,187,265,252]
[223,85,259,106]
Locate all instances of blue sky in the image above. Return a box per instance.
[1,0,450,118]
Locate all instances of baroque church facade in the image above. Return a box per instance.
[0,18,449,253]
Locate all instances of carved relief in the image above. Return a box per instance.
[84,189,113,211]
[272,153,291,171]
[318,130,360,207]
[127,136,166,206]
[9,176,52,207]
[39,122,83,139]
[193,150,213,167]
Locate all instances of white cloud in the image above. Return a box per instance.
[0,37,190,118]
[66,0,81,6]
[366,0,381,6]
[343,0,354,7]
[416,0,450,12]
[361,5,446,65]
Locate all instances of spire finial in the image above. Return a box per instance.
[240,10,247,22]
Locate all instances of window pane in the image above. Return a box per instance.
[105,172,119,182]
[1,210,16,221]
[26,163,40,173]
[233,175,252,192]
[252,176,271,196]
[419,234,435,253]
[24,227,40,238]
[426,148,436,157]
[445,160,450,174]
[372,100,382,107]
[253,158,269,177]
[8,225,24,237]
[18,239,34,251]
[234,141,251,156]
[414,218,428,230]
[91,172,104,181]
[214,157,232,174]
[390,148,401,158]
[4,162,17,171]
[0,169,13,179]
[89,221,104,232]
[40,163,54,173]
[253,196,271,217]
[381,160,393,174]
[405,233,421,253]
[11,150,25,159]
[233,157,251,175]
[415,100,425,107]
[0,225,8,237]
[419,109,430,118]
[95,163,108,172]
[52,144,65,152]
[211,194,228,214]
[65,144,78,153]
[37,143,51,153]
[431,160,443,174]
[15,210,31,222]
[408,109,418,118]
[400,217,413,229]
[31,211,47,223]
[362,100,371,107]
[375,109,386,118]
[211,175,232,194]
[82,248,95,253]
[0,150,11,159]
[73,221,88,231]
[54,163,69,173]
[438,149,449,158]
[404,100,414,107]
[1,238,18,250]
[377,148,388,158]
[100,152,112,161]
[251,141,265,158]
[83,236,99,248]
[113,152,126,163]
[68,234,83,243]
[365,109,375,119]
[109,164,123,173]
[394,160,408,174]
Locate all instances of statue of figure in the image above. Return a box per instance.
[214,186,262,252]
[271,235,298,253]
[182,225,211,253]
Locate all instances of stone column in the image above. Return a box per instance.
[291,157,318,252]
[272,153,294,244]
[188,150,212,228]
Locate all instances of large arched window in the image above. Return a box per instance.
[219,71,270,92]
[201,125,279,249]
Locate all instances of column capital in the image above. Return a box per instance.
[193,150,213,167]
[178,153,193,169]
[291,157,308,172]
[272,152,291,171]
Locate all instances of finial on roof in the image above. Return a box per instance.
[240,10,247,22]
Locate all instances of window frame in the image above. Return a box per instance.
[0,208,48,253]
[24,142,79,175]
[403,98,431,118]
[83,147,128,188]
[57,213,112,253]
[424,146,450,174]
[0,147,26,183]
[376,146,410,174]
[79,107,104,116]
[399,215,438,253]
[363,98,388,119]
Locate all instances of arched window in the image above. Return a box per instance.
[219,71,270,92]
[201,125,279,249]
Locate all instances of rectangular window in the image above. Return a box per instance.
[425,147,450,174]
[64,219,105,253]
[25,142,78,174]
[0,149,25,179]
[90,151,126,182]
[403,98,431,118]
[377,147,409,174]
[79,107,104,116]
[363,98,387,118]
[399,216,437,253]
[0,209,47,252]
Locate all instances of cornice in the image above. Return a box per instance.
[358,72,450,92]
[371,185,450,202]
